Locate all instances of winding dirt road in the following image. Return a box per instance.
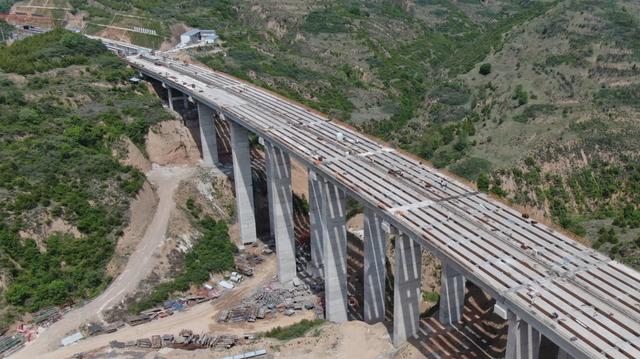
[12,165,194,359]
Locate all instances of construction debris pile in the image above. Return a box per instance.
[219,279,320,323]
[109,329,247,352]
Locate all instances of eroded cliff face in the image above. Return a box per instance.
[145,120,201,166]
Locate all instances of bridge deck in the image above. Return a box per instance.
[129,54,640,359]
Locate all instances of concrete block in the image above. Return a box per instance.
[229,121,256,245]
[439,262,465,326]
[506,310,541,359]
[320,177,347,322]
[266,142,296,283]
[363,207,386,323]
[494,303,508,320]
[197,102,219,166]
[393,232,422,347]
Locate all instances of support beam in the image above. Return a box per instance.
[505,310,541,359]
[320,177,348,322]
[266,142,296,284]
[439,262,465,327]
[393,232,422,347]
[229,121,256,245]
[197,103,219,166]
[363,207,386,323]
[309,170,323,277]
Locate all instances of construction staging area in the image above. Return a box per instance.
[128,54,640,359]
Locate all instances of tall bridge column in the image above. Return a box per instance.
[229,121,256,245]
[167,85,174,111]
[363,207,386,323]
[393,231,422,347]
[320,177,348,322]
[505,310,541,359]
[266,142,296,284]
[439,262,465,327]
[197,102,219,166]
[309,170,324,277]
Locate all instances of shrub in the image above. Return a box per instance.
[450,157,492,181]
[479,63,492,75]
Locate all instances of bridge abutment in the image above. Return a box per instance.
[229,121,257,245]
[393,231,422,347]
[197,102,219,166]
[265,142,296,284]
[438,262,466,327]
[363,207,387,323]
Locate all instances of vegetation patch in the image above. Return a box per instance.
[263,319,325,341]
[129,218,236,313]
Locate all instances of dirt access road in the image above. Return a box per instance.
[12,165,194,359]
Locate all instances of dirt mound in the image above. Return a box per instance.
[146,120,201,165]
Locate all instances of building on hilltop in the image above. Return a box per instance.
[180,29,218,46]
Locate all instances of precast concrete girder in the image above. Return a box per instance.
[439,262,465,327]
[363,207,387,323]
[393,231,422,347]
[506,310,541,359]
[229,121,257,245]
[197,102,219,166]
[266,142,296,284]
[320,176,348,322]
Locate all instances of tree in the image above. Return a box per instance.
[5,284,31,306]
[479,63,492,75]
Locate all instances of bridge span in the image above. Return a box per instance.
[128,54,640,359]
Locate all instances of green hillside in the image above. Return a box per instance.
[0,29,170,327]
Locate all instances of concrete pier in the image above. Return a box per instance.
[363,207,386,323]
[439,263,465,327]
[167,86,174,110]
[309,170,323,277]
[505,310,541,359]
[229,121,256,245]
[197,103,218,166]
[265,142,275,239]
[266,142,296,283]
[320,177,348,322]
[393,232,422,347]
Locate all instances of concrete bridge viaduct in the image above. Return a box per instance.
[128,54,640,359]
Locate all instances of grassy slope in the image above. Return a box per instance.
[0,29,170,327]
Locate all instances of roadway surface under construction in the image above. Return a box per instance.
[129,54,640,359]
